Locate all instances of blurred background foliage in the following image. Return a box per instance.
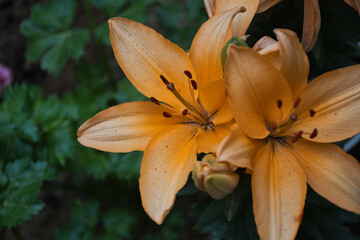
[0,0,359,239]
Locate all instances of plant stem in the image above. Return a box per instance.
[80,0,116,88]
[11,228,24,240]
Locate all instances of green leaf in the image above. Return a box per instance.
[54,199,99,240]
[0,160,53,228]
[20,0,90,75]
[90,0,126,17]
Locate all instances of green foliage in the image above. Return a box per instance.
[20,0,90,75]
[0,84,74,166]
[0,160,53,228]
[54,199,186,240]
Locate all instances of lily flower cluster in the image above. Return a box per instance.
[77,0,360,239]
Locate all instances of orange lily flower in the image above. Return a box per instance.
[204,0,260,38]
[256,0,360,52]
[77,5,258,224]
[222,28,360,239]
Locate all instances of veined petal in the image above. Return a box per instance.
[289,64,360,142]
[216,124,262,170]
[224,46,293,139]
[292,140,360,215]
[109,17,197,110]
[77,101,189,152]
[204,0,216,17]
[301,0,321,52]
[196,121,233,154]
[139,124,198,224]
[252,141,307,240]
[190,7,242,88]
[344,0,360,13]
[198,79,232,124]
[274,29,309,98]
[257,0,282,13]
[214,0,260,38]
[253,36,282,70]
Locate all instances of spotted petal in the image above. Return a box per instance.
[252,141,307,240]
[139,124,198,224]
[109,17,197,111]
[77,101,189,152]
[289,64,360,142]
[190,7,242,88]
[293,139,360,215]
[225,46,293,139]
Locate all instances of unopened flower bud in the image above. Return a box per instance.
[192,154,239,200]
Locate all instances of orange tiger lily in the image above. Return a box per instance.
[77,4,258,224]
[221,28,360,239]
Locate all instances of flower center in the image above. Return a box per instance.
[268,97,318,143]
[150,70,214,131]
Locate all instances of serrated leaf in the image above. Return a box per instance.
[0,160,53,228]
[20,0,90,75]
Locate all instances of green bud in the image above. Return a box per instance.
[192,154,239,199]
[221,37,249,68]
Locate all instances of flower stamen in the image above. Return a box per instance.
[293,97,301,108]
[163,111,172,118]
[289,113,298,121]
[150,97,160,105]
[291,131,303,143]
[309,109,316,117]
[191,80,198,90]
[277,99,283,108]
[184,70,192,79]
[182,109,188,116]
[160,75,169,85]
[310,128,318,139]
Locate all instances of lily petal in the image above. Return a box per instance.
[139,124,198,224]
[252,141,307,240]
[190,7,242,88]
[257,0,282,13]
[204,0,216,17]
[274,29,309,98]
[77,101,189,152]
[253,36,282,70]
[109,17,197,110]
[289,64,360,142]
[344,0,360,13]
[293,139,360,215]
[216,124,261,170]
[198,79,233,124]
[214,0,260,38]
[301,0,321,52]
[196,121,233,154]
[224,46,293,139]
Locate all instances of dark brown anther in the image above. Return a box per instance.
[309,109,316,117]
[182,109,188,116]
[184,70,192,79]
[160,75,169,85]
[191,80,198,90]
[291,131,303,143]
[277,99,283,109]
[293,97,301,108]
[150,97,160,105]
[167,82,175,91]
[310,128,318,139]
[269,124,278,131]
[290,113,298,121]
[240,6,247,12]
[163,111,172,118]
